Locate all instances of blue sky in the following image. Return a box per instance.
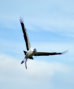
[0,0,74,89]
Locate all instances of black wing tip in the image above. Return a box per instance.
[19,17,24,24]
[62,50,68,54]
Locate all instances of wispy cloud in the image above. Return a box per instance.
[0,0,74,35]
[0,0,74,89]
[0,54,73,89]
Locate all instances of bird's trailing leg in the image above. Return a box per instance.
[25,59,27,69]
[21,58,27,69]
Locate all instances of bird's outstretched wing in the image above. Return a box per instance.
[20,19,31,50]
[34,51,66,56]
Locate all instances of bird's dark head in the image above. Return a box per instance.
[33,48,37,53]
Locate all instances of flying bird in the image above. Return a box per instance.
[20,19,66,69]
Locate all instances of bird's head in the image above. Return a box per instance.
[33,48,37,53]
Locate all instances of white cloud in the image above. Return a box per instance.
[0,54,73,89]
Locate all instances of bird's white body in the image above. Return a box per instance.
[25,49,34,59]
